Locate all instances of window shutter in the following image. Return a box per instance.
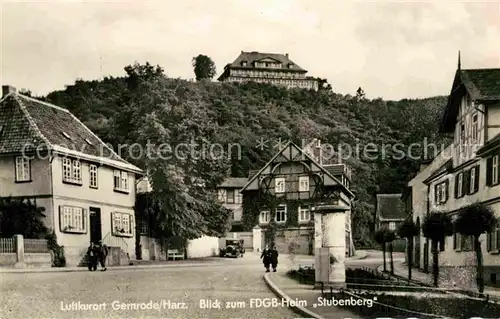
[434,184,438,203]
[453,233,457,250]
[454,175,459,198]
[82,209,86,233]
[486,157,493,186]
[444,180,449,201]
[111,212,115,233]
[463,170,470,195]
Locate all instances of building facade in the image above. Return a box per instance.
[237,140,354,256]
[218,51,319,90]
[0,86,143,266]
[408,63,500,286]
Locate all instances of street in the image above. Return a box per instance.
[0,250,401,318]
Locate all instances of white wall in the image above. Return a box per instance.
[187,236,219,258]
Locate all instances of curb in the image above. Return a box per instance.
[0,261,227,274]
[351,251,368,260]
[263,273,325,319]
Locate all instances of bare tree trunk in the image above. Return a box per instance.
[432,240,439,287]
[474,236,484,294]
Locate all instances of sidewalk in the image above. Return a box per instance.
[0,257,224,273]
[379,261,500,300]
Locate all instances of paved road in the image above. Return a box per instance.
[1,254,298,319]
[0,250,402,318]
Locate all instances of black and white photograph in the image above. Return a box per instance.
[0,0,499,318]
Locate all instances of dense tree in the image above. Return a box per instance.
[192,54,216,81]
[397,218,419,280]
[422,212,453,287]
[454,202,497,294]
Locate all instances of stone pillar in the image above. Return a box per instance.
[14,234,26,269]
[314,206,347,288]
[253,226,262,253]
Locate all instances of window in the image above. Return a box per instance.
[453,233,461,250]
[15,156,30,182]
[389,222,396,230]
[299,206,311,222]
[112,212,133,236]
[299,176,309,192]
[471,113,478,141]
[226,189,235,204]
[61,131,71,140]
[217,189,226,202]
[259,210,270,224]
[62,158,82,184]
[470,166,476,193]
[89,164,98,188]
[59,206,86,233]
[275,205,287,223]
[460,123,465,142]
[469,166,480,194]
[114,170,129,192]
[487,222,500,253]
[275,177,285,193]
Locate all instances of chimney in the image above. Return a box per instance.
[285,53,289,58]
[2,85,16,97]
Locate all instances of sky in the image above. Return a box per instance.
[1,0,499,100]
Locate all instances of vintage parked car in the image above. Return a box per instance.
[220,239,245,258]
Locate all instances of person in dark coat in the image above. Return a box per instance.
[87,242,98,271]
[270,245,279,272]
[96,240,109,271]
[260,244,271,272]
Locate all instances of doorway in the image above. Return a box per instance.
[89,207,102,243]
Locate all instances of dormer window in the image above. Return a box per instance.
[241,61,247,66]
[288,63,294,69]
[61,132,71,140]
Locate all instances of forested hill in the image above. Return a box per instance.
[37,63,450,247]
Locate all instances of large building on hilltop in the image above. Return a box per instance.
[218,51,319,91]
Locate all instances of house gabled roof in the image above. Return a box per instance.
[240,140,354,198]
[0,92,142,173]
[441,68,500,132]
[376,194,406,220]
[224,51,307,72]
[218,177,248,188]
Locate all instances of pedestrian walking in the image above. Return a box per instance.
[97,240,108,271]
[87,242,98,271]
[270,245,279,272]
[260,244,271,272]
